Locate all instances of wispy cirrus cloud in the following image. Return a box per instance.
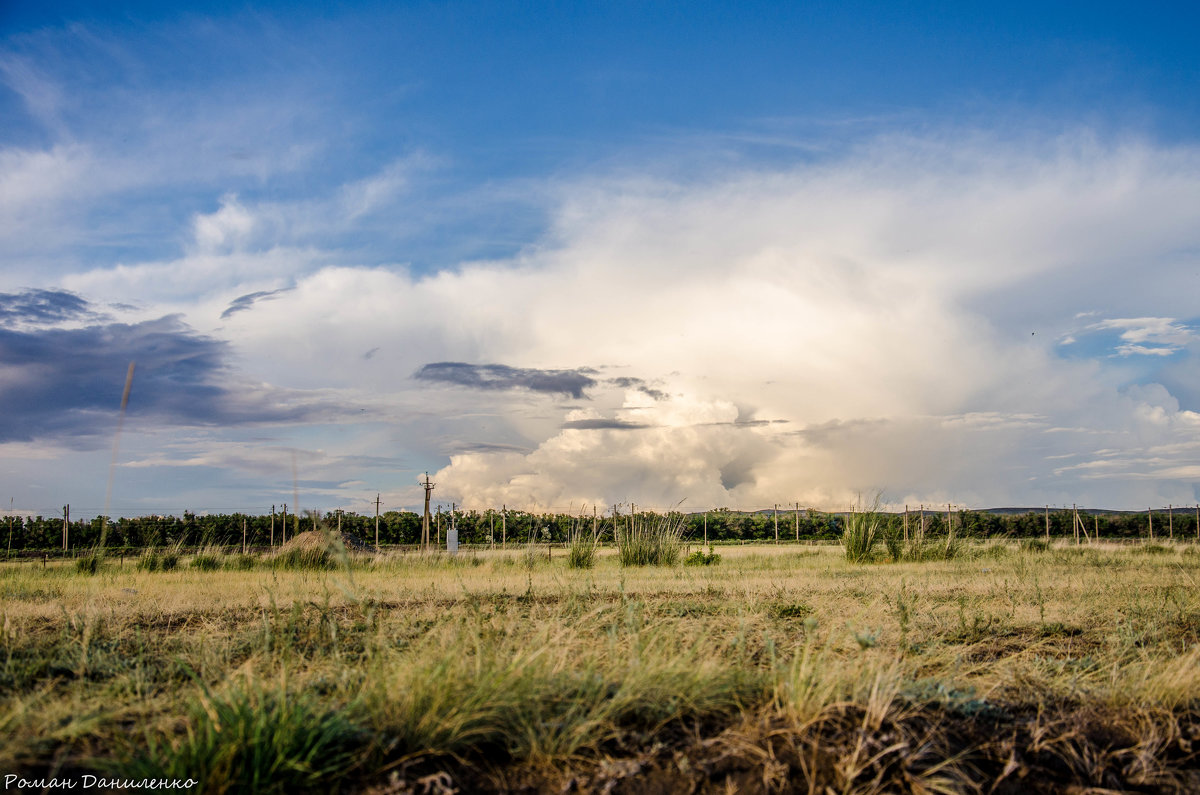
[1092,317,1195,356]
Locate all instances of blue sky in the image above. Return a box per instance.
[2,1,1199,518]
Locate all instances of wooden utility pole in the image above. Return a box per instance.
[374,494,381,550]
[63,504,69,552]
[502,504,507,547]
[1045,505,1050,542]
[270,504,275,547]
[945,503,954,556]
[337,509,342,535]
[1073,505,1090,544]
[1073,504,1079,544]
[421,473,434,549]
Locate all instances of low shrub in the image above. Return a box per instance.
[684,548,721,566]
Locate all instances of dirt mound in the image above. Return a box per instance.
[277,529,372,553]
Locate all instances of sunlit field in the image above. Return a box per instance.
[3,537,1198,793]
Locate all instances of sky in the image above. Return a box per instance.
[2,1,1199,519]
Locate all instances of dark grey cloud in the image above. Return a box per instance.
[0,313,340,444]
[0,289,95,327]
[562,418,650,430]
[604,376,668,401]
[220,287,293,319]
[415,362,598,399]
[695,418,789,428]
[449,442,534,454]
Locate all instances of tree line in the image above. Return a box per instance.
[2,506,1196,554]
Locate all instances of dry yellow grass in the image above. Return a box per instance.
[1,540,1198,792]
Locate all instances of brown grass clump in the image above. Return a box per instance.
[277,529,370,553]
[270,529,371,569]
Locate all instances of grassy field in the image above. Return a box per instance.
[2,539,1198,793]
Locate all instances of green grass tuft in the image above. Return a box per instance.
[74,551,103,575]
[841,505,882,564]
[614,511,685,566]
[120,679,370,795]
[227,553,258,570]
[272,547,334,571]
[565,516,600,569]
[191,551,223,571]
